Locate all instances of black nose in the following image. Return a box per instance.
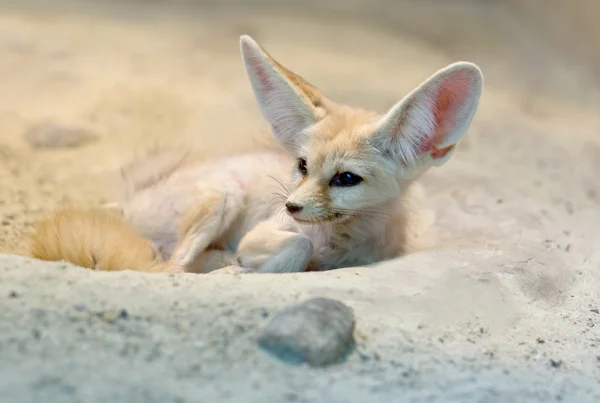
[285,202,303,214]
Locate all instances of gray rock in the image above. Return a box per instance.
[24,121,99,149]
[257,297,355,367]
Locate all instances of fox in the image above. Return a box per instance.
[29,35,483,274]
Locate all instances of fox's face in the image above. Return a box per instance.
[283,119,409,223]
[240,35,483,224]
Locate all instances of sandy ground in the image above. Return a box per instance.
[1,0,599,401]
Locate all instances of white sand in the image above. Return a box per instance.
[0,1,599,401]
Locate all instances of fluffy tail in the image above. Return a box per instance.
[30,208,166,272]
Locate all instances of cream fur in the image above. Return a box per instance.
[29,35,483,274]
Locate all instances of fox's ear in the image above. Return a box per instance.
[240,35,323,151]
[371,62,483,167]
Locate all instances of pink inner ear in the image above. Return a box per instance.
[249,55,274,93]
[432,71,472,145]
[419,70,473,156]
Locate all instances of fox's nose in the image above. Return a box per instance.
[285,202,303,214]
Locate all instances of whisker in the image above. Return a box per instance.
[267,192,288,212]
[275,204,288,222]
[269,193,287,201]
[266,174,291,197]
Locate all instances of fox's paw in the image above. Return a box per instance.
[208,265,253,275]
[162,264,186,274]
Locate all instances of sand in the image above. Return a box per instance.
[0,0,599,401]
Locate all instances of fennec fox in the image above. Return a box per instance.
[30,35,483,274]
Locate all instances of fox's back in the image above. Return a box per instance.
[121,149,295,258]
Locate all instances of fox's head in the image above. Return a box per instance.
[240,35,483,224]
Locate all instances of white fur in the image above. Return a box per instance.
[120,151,317,273]
[115,36,483,274]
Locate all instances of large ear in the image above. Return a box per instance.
[371,62,483,167]
[240,35,323,151]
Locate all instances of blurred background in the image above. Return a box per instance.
[0,0,599,254]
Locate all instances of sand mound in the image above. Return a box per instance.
[0,1,599,401]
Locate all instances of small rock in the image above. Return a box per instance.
[100,310,119,323]
[24,121,99,149]
[257,297,355,367]
[8,291,18,298]
[72,304,86,312]
[550,359,562,368]
[536,337,545,344]
[99,309,128,323]
[591,308,599,314]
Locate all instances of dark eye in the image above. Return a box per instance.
[298,158,308,175]
[330,172,363,187]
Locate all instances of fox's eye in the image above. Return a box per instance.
[330,172,363,187]
[298,158,308,175]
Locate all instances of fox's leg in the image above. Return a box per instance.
[169,188,243,272]
[209,265,254,275]
[187,249,238,274]
[235,220,313,273]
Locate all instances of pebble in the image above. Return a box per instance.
[24,121,99,149]
[257,297,355,367]
[72,304,86,312]
[550,359,563,368]
[99,309,128,323]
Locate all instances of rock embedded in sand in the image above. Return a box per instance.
[98,309,129,324]
[257,297,356,367]
[23,121,99,149]
[550,359,563,368]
